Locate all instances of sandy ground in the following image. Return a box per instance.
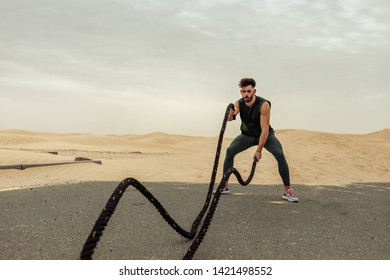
[1,128,389,190]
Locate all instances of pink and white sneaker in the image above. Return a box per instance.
[282,188,299,202]
[213,185,230,195]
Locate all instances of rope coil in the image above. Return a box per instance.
[80,103,257,260]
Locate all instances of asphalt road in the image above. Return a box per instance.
[0,181,389,260]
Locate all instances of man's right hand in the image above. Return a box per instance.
[229,108,236,120]
[228,101,239,121]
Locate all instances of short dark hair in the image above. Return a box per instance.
[239,78,256,88]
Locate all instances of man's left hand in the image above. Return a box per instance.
[254,150,262,162]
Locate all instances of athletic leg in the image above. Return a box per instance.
[263,133,298,202]
[223,134,256,174]
[263,133,291,187]
[214,134,256,194]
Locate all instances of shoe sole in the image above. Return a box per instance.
[282,195,299,202]
[213,190,230,195]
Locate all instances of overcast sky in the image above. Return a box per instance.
[1,0,389,136]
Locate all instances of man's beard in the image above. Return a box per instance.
[244,95,253,103]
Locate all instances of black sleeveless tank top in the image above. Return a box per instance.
[238,96,274,137]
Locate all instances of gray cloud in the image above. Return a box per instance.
[1,0,389,135]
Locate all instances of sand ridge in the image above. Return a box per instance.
[0,129,389,191]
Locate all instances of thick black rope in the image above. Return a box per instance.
[80,104,257,260]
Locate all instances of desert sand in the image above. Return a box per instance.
[1,129,389,191]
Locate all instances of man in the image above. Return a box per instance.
[220,78,298,202]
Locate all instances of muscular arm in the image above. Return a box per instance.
[227,101,240,121]
[254,101,271,161]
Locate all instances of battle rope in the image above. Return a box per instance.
[80,104,257,260]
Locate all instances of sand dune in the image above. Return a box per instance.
[0,129,389,191]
